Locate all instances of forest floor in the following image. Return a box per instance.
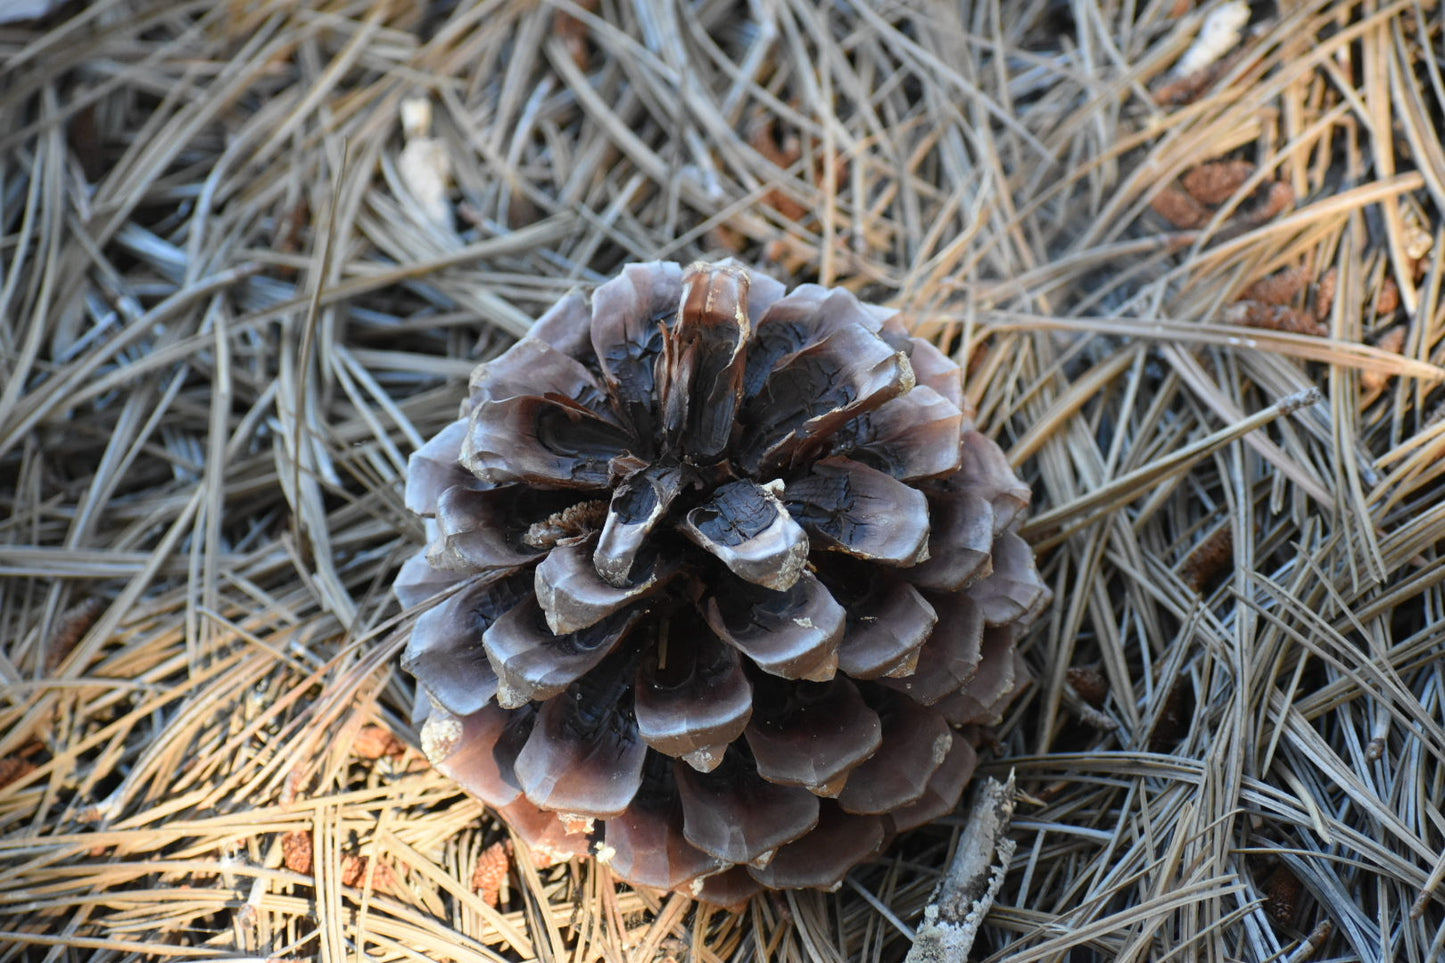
[2,1,1444,961]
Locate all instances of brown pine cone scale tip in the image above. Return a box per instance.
[397,260,1049,904]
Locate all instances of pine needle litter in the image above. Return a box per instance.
[2,1,1443,961]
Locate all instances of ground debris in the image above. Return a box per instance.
[905,776,1016,963]
[472,840,513,907]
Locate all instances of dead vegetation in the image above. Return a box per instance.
[1,0,1444,960]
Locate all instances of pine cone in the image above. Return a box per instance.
[398,261,1049,902]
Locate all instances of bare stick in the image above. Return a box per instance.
[906,774,1017,963]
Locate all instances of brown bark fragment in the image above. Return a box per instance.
[1181,526,1234,593]
[1361,326,1407,394]
[1241,266,1308,306]
[1226,301,1327,337]
[47,597,105,671]
[282,830,314,875]
[1314,268,1338,321]
[0,757,37,791]
[1150,184,1211,228]
[1153,61,1230,105]
[1066,666,1109,707]
[1264,863,1303,928]
[1240,181,1294,225]
[472,840,513,907]
[1182,160,1254,205]
[1149,680,1193,751]
[747,115,810,223]
[353,725,406,760]
[1374,277,1400,316]
[552,0,598,71]
[340,854,398,890]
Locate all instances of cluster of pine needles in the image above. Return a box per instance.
[2,0,1444,960]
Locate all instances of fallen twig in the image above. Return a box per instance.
[905,775,1017,963]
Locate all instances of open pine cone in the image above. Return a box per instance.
[397,261,1049,903]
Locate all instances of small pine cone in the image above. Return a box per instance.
[397,261,1050,901]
